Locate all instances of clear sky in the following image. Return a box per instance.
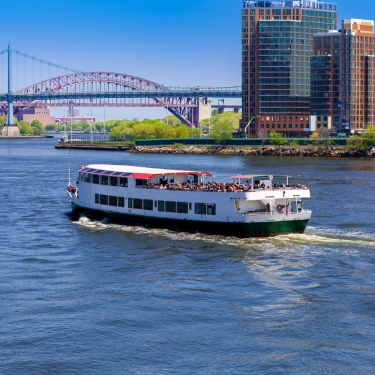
[1,0,374,120]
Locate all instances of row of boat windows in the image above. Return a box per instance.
[94,194,216,215]
[81,173,128,187]
[80,172,171,188]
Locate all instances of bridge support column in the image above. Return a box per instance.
[192,98,211,127]
[2,41,19,137]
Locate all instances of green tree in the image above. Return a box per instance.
[346,135,365,151]
[364,125,375,146]
[45,124,57,131]
[212,120,233,144]
[31,120,44,135]
[201,111,241,131]
[268,131,287,146]
[174,124,191,138]
[164,116,183,127]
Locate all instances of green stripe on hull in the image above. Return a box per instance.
[72,205,309,238]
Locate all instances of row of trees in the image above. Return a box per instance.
[267,126,375,148]
[45,120,121,133]
[0,117,44,135]
[108,112,239,143]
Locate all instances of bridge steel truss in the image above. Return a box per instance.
[1,72,241,127]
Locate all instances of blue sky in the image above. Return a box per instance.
[1,0,375,120]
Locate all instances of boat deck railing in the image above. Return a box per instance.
[139,184,308,193]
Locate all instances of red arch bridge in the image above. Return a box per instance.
[1,72,241,127]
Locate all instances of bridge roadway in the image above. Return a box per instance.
[0,88,241,102]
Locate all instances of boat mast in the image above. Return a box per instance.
[68,164,71,186]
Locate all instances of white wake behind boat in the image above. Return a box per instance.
[67,164,312,237]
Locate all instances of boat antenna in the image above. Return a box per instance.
[68,164,71,186]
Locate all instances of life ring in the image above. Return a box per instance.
[276,204,283,212]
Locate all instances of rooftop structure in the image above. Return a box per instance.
[243,1,337,11]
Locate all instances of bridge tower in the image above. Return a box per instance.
[192,98,211,127]
[2,42,20,137]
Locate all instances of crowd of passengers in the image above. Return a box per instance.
[145,181,306,192]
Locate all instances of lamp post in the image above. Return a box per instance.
[243,116,258,138]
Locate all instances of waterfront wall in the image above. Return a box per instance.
[129,145,375,158]
[135,138,348,146]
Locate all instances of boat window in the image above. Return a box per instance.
[136,179,148,187]
[143,199,153,211]
[158,201,165,212]
[128,198,133,209]
[100,194,108,205]
[195,203,207,215]
[84,173,90,183]
[177,202,188,214]
[291,201,297,212]
[165,201,176,213]
[110,177,118,186]
[109,196,117,207]
[120,178,128,187]
[297,201,302,211]
[154,201,157,208]
[133,198,143,209]
[169,176,175,183]
[207,204,216,215]
[92,174,100,184]
[101,176,108,185]
[118,197,125,207]
[187,174,198,183]
[80,173,84,182]
[95,194,99,204]
[189,203,192,211]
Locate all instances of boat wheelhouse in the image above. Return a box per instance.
[68,164,312,237]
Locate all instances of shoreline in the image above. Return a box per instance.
[55,143,375,158]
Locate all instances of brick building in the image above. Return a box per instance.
[311,19,375,132]
[17,107,55,126]
[241,0,337,137]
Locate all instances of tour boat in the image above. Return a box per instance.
[67,164,312,237]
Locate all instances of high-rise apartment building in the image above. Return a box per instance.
[241,0,337,136]
[311,19,375,132]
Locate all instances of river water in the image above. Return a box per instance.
[1,138,374,374]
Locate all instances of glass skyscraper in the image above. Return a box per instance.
[241,0,338,136]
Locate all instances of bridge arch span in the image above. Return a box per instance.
[16,72,196,126]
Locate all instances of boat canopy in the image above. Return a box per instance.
[79,164,214,178]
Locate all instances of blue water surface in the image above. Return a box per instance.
[0,138,374,374]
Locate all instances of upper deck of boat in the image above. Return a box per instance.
[80,164,214,178]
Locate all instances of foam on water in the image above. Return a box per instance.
[73,216,375,253]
